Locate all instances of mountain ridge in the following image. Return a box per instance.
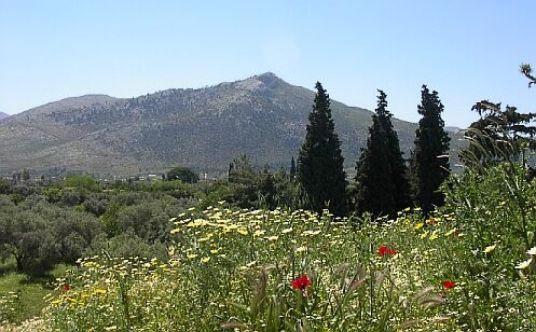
[0,73,442,177]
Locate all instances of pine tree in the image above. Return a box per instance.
[298,82,347,216]
[411,85,450,215]
[355,90,410,218]
[521,63,536,88]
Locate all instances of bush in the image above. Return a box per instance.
[61,189,86,206]
[0,178,11,194]
[166,166,199,183]
[82,194,110,217]
[444,163,536,254]
[64,175,100,192]
[150,180,198,199]
[112,195,182,243]
[0,199,101,275]
[85,233,168,261]
[440,162,536,329]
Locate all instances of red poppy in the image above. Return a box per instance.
[291,275,312,290]
[377,245,398,256]
[442,280,456,289]
[62,283,71,292]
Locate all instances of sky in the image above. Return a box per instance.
[1,0,535,127]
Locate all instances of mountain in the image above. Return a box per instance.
[0,73,427,177]
[0,112,9,121]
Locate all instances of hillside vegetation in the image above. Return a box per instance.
[0,73,424,177]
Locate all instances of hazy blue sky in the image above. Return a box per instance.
[1,1,534,127]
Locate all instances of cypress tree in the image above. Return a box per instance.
[298,82,347,216]
[258,168,277,210]
[355,90,410,218]
[289,156,296,180]
[411,85,450,215]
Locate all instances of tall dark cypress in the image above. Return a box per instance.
[355,90,410,218]
[411,85,450,215]
[298,82,347,216]
[289,156,296,180]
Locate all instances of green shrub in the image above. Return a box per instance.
[64,175,100,192]
[85,233,168,261]
[166,166,199,183]
[0,200,101,275]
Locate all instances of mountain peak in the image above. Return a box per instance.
[255,71,279,80]
[252,72,285,85]
[234,72,285,91]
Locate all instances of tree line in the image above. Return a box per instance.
[297,64,536,218]
[298,82,450,218]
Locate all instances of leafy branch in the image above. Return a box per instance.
[520,63,536,88]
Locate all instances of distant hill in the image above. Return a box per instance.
[0,73,457,177]
[0,112,9,121]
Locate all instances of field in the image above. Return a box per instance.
[1,164,536,331]
[38,205,536,330]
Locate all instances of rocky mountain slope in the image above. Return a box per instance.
[0,73,434,177]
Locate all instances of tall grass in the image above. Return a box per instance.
[38,190,536,331]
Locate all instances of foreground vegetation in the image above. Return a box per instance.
[0,262,67,325]
[0,169,297,327]
[1,160,535,331]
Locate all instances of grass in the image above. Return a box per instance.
[39,205,523,331]
[39,174,536,332]
[0,259,70,325]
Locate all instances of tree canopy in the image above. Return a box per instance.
[411,85,450,215]
[166,166,199,183]
[298,82,347,216]
[355,90,410,218]
[460,100,536,169]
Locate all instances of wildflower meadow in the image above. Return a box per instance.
[0,162,534,331]
[14,163,530,331]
